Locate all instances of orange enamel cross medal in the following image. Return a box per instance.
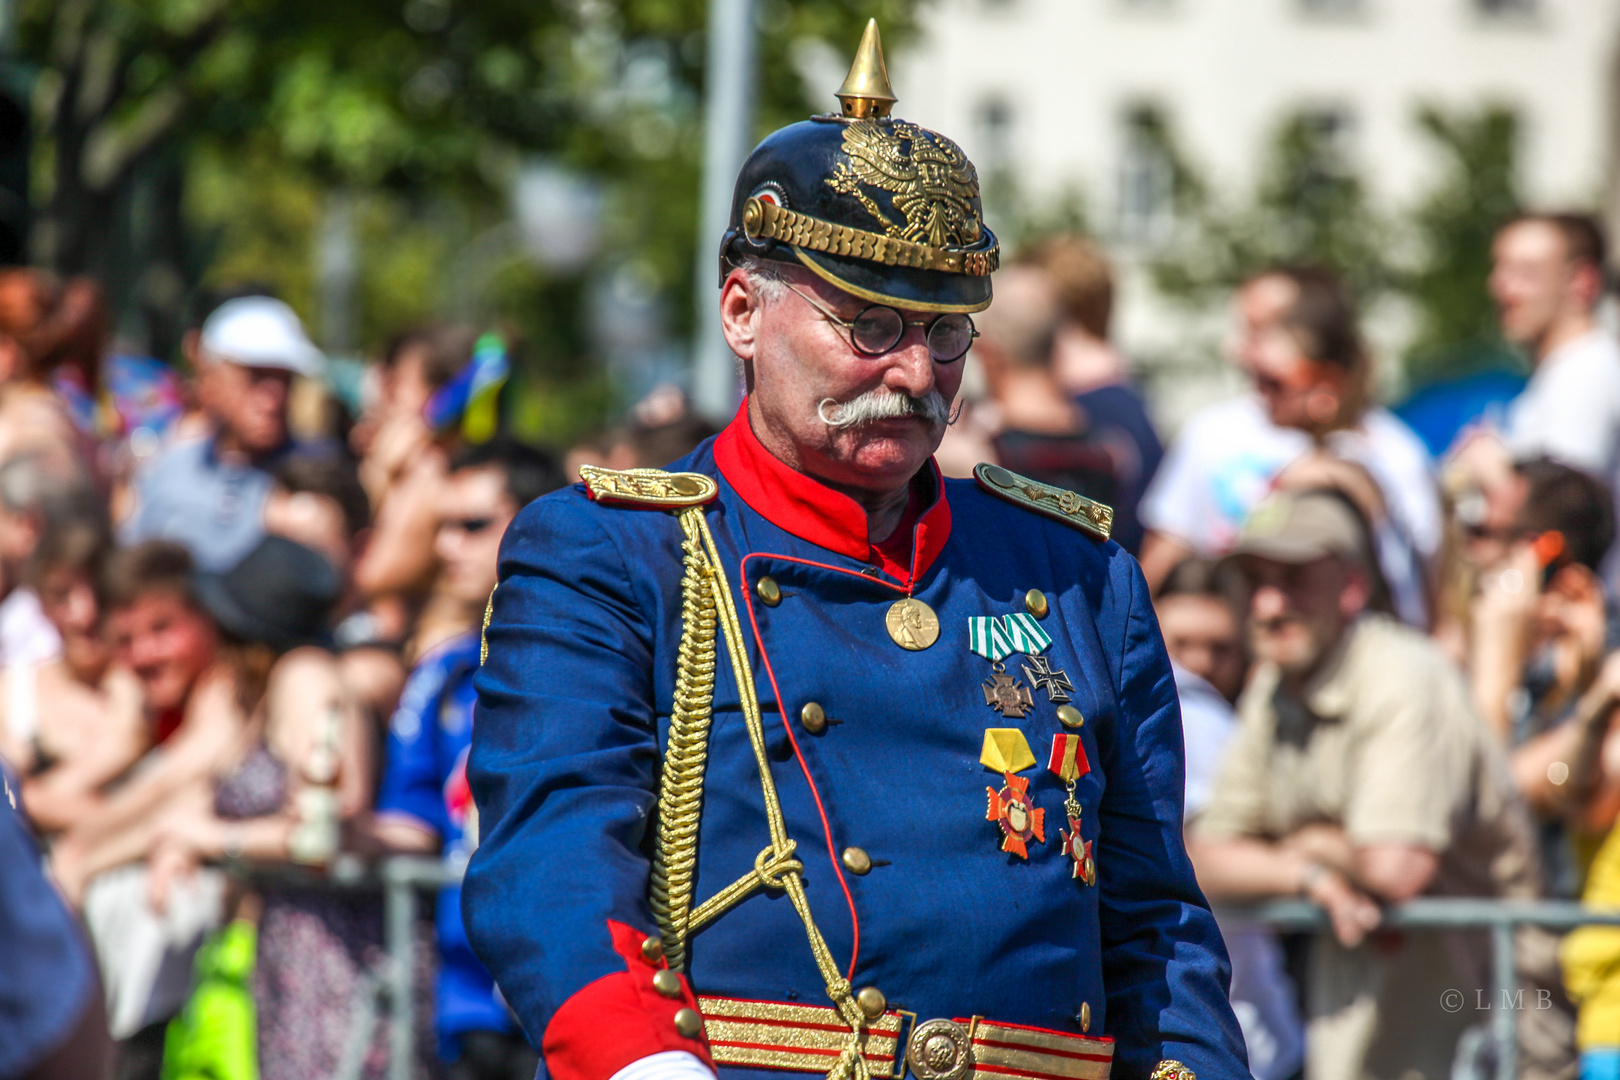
[1061,821,1095,885]
[986,772,1045,858]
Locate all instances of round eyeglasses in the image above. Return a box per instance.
[782,281,979,363]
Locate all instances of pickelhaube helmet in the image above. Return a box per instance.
[719,20,999,314]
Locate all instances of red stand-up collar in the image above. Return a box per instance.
[712,399,952,588]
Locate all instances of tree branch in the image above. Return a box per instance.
[81,84,186,192]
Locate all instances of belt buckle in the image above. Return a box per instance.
[905,1018,976,1080]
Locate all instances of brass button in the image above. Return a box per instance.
[670,475,704,497]
[841,847,872,875]
[652,969,682,998]
[856,986,887,1018]
[982,464,1016,488]
[757,576,782,606]
[1057,705,1084,729]
[1024,589,1049,619]
[1079,1001,1091,1033]
[673,1007,704,1039]
[641,935,664,963]
[801,702,828,734]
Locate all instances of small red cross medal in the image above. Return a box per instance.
[1061,821,1095,885]
[986,772,1045,859]
[1050,734,1094,883]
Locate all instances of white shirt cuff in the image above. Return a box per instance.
[609,1050,716,1080]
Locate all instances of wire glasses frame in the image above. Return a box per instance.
[779,280,979,363]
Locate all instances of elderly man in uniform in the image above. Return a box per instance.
[466,23,1248,1080]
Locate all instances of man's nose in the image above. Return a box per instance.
[1251,584,1288,621]
[881,327,936,396]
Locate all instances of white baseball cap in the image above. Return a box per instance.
[198,296,324,377]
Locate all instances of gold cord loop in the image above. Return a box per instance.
[650,503,874,1079]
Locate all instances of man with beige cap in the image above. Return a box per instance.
[1187,489,1568,1080]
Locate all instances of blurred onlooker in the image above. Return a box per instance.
[351,326,474,637]
[373,438,561,1078]
[1022,235,1164,554]
[1155,558,1303,1080]
[1492,214,1620,497]
[263,454,408,730]
[564,386,721,477]
[2,520,145,836]
[1189,489,1566,1080]
[1470,459,1616,747]
[53,542,236,1067]
[0,450,98,668]
[1463,459,1616,899]
[0,792,113,1080]
[1553,653,1620,1079]
[1140,266,1440,626]
[0,269,100,466]
[53,537,389,1080]
[971,265,1121,512]
[120,296,325,571]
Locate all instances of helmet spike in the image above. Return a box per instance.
[835,19,897,119]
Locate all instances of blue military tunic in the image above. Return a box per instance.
[465,408,1248,1080]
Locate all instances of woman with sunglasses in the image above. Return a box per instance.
[1140,266,1441,628]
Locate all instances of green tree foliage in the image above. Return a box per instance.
[1140,101,1529,391]
[17,0,916,443]
[1148,108,1393,304]
[1402,104,1522,385]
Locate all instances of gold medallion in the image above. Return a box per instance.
[885,597,939,650]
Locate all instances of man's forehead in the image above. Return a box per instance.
[1498,220,1567,261]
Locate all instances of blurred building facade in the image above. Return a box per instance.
[891,0,1620,429]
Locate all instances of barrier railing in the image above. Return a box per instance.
[265,859,1620,1080]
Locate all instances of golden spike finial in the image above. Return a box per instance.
[835,19,897,119]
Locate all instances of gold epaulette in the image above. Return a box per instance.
[579,465,717,509]
[974,462,1113,541]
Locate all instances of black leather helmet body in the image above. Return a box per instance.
[718,22,998,314]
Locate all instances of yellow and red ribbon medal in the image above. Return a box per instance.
[1049,733,1093,883]
[986,772,1046,859]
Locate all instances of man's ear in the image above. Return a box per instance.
[1339,561,1373,619]
[719,269,764,367]
[1572,260,1606,311]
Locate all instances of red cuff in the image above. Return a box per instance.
[542,920,715,1080]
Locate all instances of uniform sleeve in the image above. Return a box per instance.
[462,494,713,1080]
[374,660,451,836]
[1095,555,1250,1080]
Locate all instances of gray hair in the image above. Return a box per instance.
[730,255,789,304]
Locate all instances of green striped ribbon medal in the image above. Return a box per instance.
[968,613,1053,719]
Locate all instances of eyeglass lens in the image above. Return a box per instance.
[848,307,975,363]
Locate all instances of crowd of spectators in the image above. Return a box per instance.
[9,208,1620,1080]
[944,213,1620,1080]
[0,278,719,1080]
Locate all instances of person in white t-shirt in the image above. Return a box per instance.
[1494,214,1620,490]
[1140,267,1441,626]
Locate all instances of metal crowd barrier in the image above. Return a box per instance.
[275,859,1620,1080]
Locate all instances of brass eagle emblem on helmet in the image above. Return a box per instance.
[827,120,983,250]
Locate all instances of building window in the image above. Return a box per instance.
[1476,0,1536,16]
[1298,0,1364,15]
[1116,105,1176,247]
